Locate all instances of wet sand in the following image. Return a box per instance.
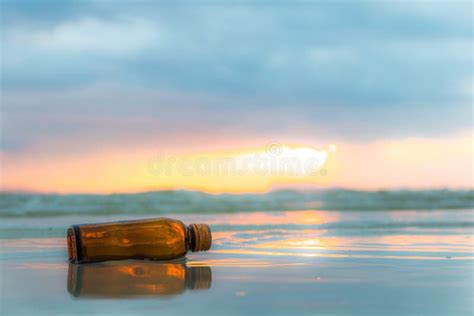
[0,210,473,315]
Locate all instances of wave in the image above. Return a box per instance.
[0,189,472,217]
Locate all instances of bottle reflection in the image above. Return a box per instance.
[68,260,212,298]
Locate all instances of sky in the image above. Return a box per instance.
[0,0,472,193]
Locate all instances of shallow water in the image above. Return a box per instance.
[0,209,473,315]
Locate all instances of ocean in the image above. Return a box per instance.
[0,189,473,315]
[1,189,472,217]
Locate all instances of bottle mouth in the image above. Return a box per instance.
[187,224,212,252]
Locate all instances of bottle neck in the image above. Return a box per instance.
[187,224,212,252]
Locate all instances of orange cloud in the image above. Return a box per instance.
[1,131,472,193]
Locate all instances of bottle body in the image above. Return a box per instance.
[67,218,211,263]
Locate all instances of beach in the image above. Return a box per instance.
[1,209,472,315]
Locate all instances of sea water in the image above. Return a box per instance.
[0,190,472,315]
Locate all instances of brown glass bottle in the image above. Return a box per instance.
[67,261,212,298]
[67,217,211,263]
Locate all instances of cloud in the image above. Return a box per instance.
[26,18,159,54]
[1,2,471,98]
[0,1,472,191]
[0,1,472,151]
[1,83,471,157]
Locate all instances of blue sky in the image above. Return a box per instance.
[1,1,472,158]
